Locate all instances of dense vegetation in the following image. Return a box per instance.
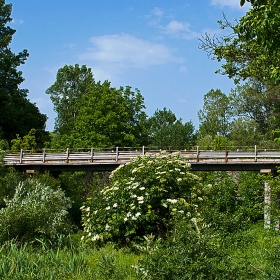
[1,0,280,278]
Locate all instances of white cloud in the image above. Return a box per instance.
[178,98,187,103]
[211,0,250,9]
[162,20,200,40]
[151,7,164,17]
[165,21,191,34]
[78,34,183,69]
[179,66,187,73]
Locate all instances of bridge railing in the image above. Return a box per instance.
[3,145,280,165]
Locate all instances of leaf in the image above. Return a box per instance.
[240,0,245,6]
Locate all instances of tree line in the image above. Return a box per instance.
[1,0,280,151]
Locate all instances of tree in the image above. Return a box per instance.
[197,89,232,138]
[0,0,47,143]
[46,64,95,135]
[228,117,263,146]
[47,65,149,147]
[148,107,197,148]
[199,1,280,84]
[75,81,149,147]
[229,83,280,135]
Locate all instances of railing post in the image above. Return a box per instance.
[90,148,94,162]
[20,149,23,164]
[42,148,46,163]
[196,146,199,162]
[116,147,119,161]
[66,148,69,163]
[255,145,257,162]
[142,146,145,155]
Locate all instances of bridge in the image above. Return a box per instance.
[3,146,280,173]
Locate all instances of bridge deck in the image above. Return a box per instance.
[3,146,280,172]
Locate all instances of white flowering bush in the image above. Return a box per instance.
[0,179,72,242]
[81,152,208,244]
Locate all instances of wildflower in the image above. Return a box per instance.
[137,196,144,201]
[139,187,145,190]
[105,206,110,210]
[167,198,178,204]
[132,216,137,220]
[105,224,110,230]
[198,197,203,201]
[92,234,100,241]
[113,203,118,207]
[177,178,182,182]
[162,203,168,208]
[135,212,141,217]
[124,217,128,222]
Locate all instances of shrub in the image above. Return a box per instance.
[137,218,258,280]
[81,151,208,244]
[0,178,72,242]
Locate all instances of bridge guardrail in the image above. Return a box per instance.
[3,145,280,165]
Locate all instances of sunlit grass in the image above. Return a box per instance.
[0,236,141,280]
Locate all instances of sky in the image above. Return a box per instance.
[8,0,250,131]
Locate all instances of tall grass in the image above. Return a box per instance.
[0,236,140,280]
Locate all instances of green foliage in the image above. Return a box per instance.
[200,172,264,233]
[46,64,149,148]
[10,128,37,151]
[197,89,232,138]
[46,64,95,135]
[197,134,230,150]
[0,178,72,242]
[148,107,197,147]
[0,239,140,279]
[200,1,280,84]
[81,152,207,244]
[0,1,47,143]
[59,171,110,228]
[229,117,263,146]
[137,219,257,280]
[0,167,21,209]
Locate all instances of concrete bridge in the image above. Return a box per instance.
[3,146,280,174]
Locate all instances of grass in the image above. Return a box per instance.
[0,224,279,279]
[0,236,141,280]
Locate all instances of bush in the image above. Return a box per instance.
[81,151,209,244]
[0,178,72,242]
[200,171,264,233]
[137,218,259,280]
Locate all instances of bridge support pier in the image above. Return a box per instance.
[264,181,271,229]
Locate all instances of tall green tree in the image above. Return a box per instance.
[148,107,197,148]
[0,0,47,143]
[200,1,280,84]
[197,89,232,138]
[46,64,95,135]
[46,65,149,147]
[229,83,280,135]
[75,81,148,147]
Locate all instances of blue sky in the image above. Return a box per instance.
[9,0,250,131]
